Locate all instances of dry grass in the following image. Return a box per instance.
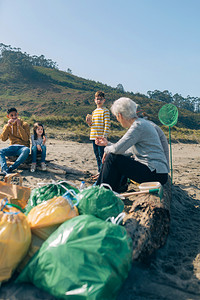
[0,115,199,143]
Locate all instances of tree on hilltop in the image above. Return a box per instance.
[0,48,32,74]
[67,68,72,74]
[147,90,173,103]
[116,83,125,92]
[0,43,58,70]
[147,89,199,113]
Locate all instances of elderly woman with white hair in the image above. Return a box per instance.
[95,97,169,192]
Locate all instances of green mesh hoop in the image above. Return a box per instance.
[158,104,178,185]
[158,103,178,127]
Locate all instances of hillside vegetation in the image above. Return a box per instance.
[0,44,200,143]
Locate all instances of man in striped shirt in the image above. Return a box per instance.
[86,91,110,175]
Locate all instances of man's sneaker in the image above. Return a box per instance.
[41,162,47,171]
[0,171,7,176]
[7,168,15,174]
[30,163,36,173]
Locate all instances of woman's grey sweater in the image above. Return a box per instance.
[104,118,169,174]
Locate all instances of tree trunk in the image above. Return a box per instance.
[122,178,171,261]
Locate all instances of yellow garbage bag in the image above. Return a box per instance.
[0,199,31,282]
[27,195,79,237]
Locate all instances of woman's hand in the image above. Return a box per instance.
[102,153,107,164]
[95,137,108,147]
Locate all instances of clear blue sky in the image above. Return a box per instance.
[0,0,199,97]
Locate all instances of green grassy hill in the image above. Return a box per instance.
[0,65,200,143]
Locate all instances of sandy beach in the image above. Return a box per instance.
[0,139,199,200]
[1,139,200,299]
[172,143,200,200]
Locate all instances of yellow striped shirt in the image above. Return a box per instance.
[90,107,110,140]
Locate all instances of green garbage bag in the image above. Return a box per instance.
[77,184,124,220]
[25,181,79,215]
[16,215,133,300]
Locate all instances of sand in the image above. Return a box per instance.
[172,143,200,200]
[1,139,199,200]
[1,139,200,299]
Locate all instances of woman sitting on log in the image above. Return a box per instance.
[95,97,169,192]
[136,104,170,170]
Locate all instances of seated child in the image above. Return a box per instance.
[30,122,47,172]
[0,107,30,174]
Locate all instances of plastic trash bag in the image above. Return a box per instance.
[17,233,44,273]
[30,224,60,241]
[27,191,79,239]
[0,199,31,282]
[77,184,124,220]
[16,214,132,300]
[25,180,79,215]
[18,188,79,271]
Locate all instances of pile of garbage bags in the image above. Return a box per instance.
[0,181,133,299]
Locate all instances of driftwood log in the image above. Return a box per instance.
[7,156,90,177]
[122,178,171,261]
[47,162,90,177]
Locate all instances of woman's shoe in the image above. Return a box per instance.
[41,162,47,171]
[117,183,129,193]
[30,163,36,173]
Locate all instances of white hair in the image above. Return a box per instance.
[111,97,137,120]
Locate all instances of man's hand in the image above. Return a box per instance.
[16,119,22,126]
[37,145,42,151]
[8,119,15,126]
[95,137,108,147]
[8,118,21,126]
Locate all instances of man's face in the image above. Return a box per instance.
[7,111,18,122]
